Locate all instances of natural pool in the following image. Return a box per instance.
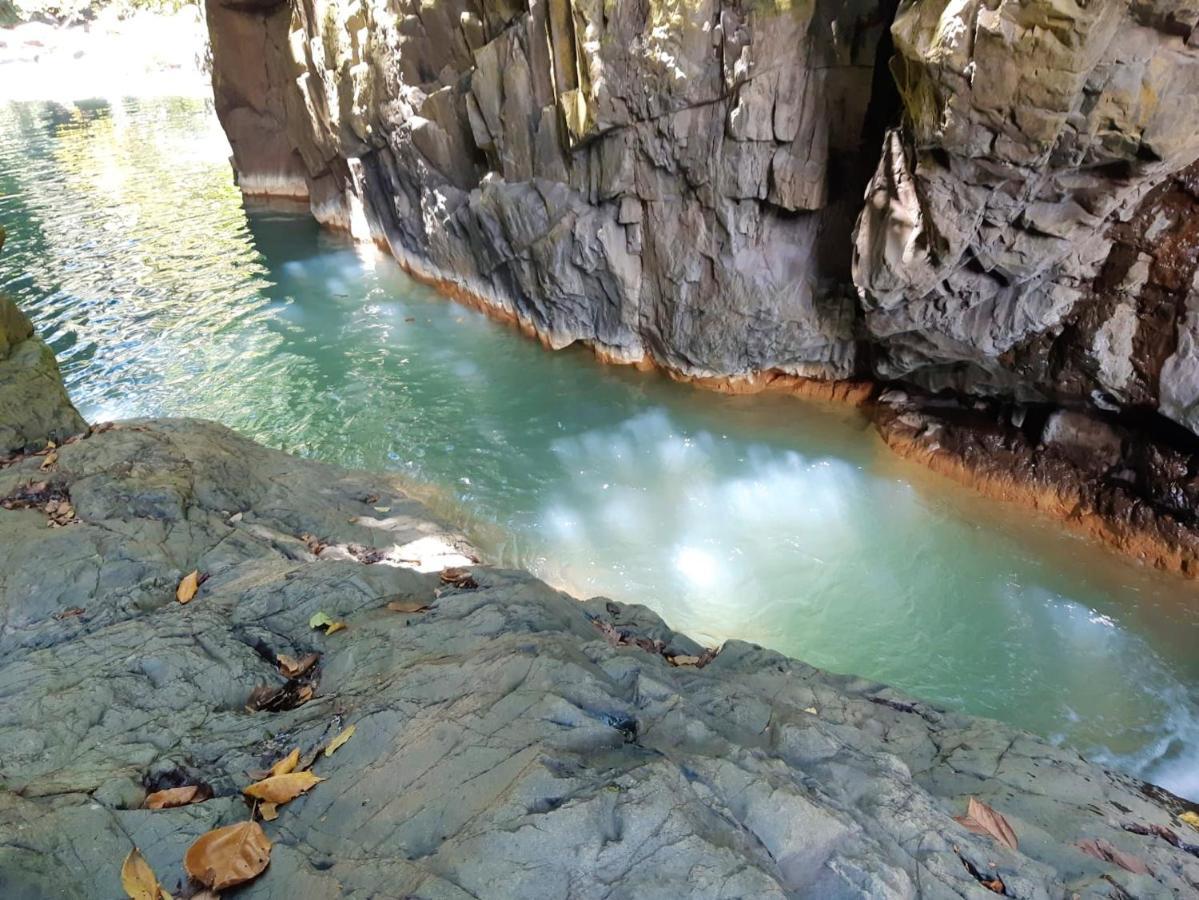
[2,96,1197,800]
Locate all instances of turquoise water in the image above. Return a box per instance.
[2,97,1197,799]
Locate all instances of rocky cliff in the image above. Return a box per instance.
[203,0,1199,573]
[204,0,1199,417]
[205,0,898,377]
[855,0,1199,423]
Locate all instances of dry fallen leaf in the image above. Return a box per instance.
[373,505,391,513]
[121,847,171,900]
[953,797,1018,851]
[803,707,818,715]
[243,771,324,805]
[669,655,700,666]
[176,570,200,604]
[1076,838,1152,875]
[386,599,430,613]
[324,621,346,635]
[260,801,279,822]
[40,450,58,470]
[184,820,272,891]
[439,567,479,589]
[144,785,202,810]
[277,651,319,678]
[1181,810,1199,830]
[270,748,301,777]
[324,724,356,757]
[245,682,314,712]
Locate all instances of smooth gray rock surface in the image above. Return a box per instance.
[2,419,1198,898]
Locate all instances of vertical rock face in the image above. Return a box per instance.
[854,0,1199,420]
[206,0,1199,441]
[205,0,896,379]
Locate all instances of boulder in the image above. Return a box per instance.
[0,294,87,455]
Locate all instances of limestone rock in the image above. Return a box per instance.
[2,419,1197,897]
[853,0,1199,422]
[204,0,896,380]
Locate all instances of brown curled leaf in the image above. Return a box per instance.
[144,785,203,810]
[269,748,300,777]
[184,820,271,891]
[953,797,1018,851]
[176,570,200,604]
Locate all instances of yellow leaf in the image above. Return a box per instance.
[1181,810,1199,831]
[176,570,199,604]
[144,785,202,810]
[324,621,346,635]
[40,450,58,470]
[243,771,324,804]
[260,802,279,822]
[121,848,164,900]
[184,820,272,891]
[669,655,700,666]
[324,724,356,757]
[269,748,300,777]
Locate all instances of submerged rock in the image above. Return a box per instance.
[2,418,1199,898]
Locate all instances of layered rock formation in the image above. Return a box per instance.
[205,0,898,377]
[202,0,1199,575]
[204,0,1199,423]
[4,418,1199,898]
[855,0,1199,424]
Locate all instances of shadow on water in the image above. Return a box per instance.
[1,96,1197,800]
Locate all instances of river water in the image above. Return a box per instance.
[2,97,1197,800]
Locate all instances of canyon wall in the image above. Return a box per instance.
[205,0,1199,429]
[205,0,896,378]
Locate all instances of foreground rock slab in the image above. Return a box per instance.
[1,420,1197,898]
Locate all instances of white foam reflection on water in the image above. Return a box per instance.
[2,96,1197,799]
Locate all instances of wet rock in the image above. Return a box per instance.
[2,419,1198,897]
[0,294,87,455]
[872,392,1199,576]
[1041,410,1124,471]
